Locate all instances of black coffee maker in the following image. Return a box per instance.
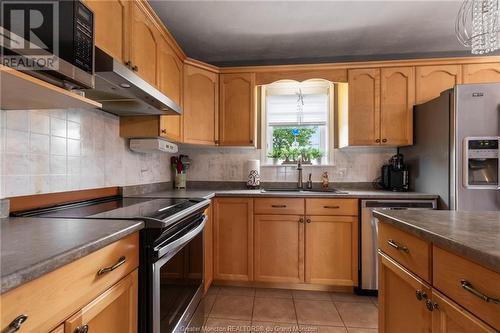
[381,150,409,192]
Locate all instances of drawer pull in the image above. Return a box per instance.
[97,256,126,276]
[75,324,89,333]
[415,290,427,301]
[387,239,409,253]
[271,204,287,208]
[5,315,28,333]
[323,205,340,209]
[460,280,500,305]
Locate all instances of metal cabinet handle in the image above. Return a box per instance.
[306,218,311,224]
[375,139,381,143]
[415,290,427,301]
[323,205,340,209]
[132,65,138,72]
[299,217,304,224]
[97,256,126,276]
[387,239,409,253]
[382,138,388,143]
[124,61,132,68]
[461,280,500,305]
[425,299,439,312]
[75,324,89,333]
[5,315,28,333]
[271,204,287,208]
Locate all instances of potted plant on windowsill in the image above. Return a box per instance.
[282,147,301,164]
[310,148,324,165]
[300,147,313,164]
[267,150,282,165]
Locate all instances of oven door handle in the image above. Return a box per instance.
[154,215,207,258]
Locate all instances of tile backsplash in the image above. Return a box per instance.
[0,109,172,198]
[179,146,396,183]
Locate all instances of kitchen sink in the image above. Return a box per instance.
[261,188,348,194]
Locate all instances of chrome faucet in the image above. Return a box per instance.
[297,158,303,189]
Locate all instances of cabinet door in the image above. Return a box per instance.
[64,270,138,333]
[380,67,415,146]
[158,36,184,142]
[254,215,304,283]
[415,65,462,104]
[204,205,213,293]
[183,63,219,145]
[213,198,253,281]
[305,216,358,286]
[219,73,256,146]
[431,290,496,333]
[85,0,129,64]
[462,63,500,83]
[379,253,431,333]
[129,2,160,86]
[347,68,381,146]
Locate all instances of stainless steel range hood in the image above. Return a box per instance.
[84,48,181,116]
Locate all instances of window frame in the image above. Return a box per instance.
[260,80,335,166]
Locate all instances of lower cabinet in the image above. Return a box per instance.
[378,252,432,333]
[64,270,138,333]
[213,198,253,281]
[431,290,496,333]
[254,215,304,283]
[305,215,358,286]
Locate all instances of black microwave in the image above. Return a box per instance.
[1,0,94,88]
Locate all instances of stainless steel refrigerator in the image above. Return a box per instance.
[401,83,499,211]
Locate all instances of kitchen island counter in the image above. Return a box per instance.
[373,210,500,273]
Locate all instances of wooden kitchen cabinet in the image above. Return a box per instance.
[204,204,214,292]
[64,270,138,333]
[85,0,129,64]
[254,215,305,283]
[379,252,432,333]
[183,62,219,145]
[431,290,497,333]
[219,73,256,146]
[305,216,358,286]
[346,68,381,146]
[462,63,500,83]
[380,67,415,146]
[213,198,253,281]
[415,65,462,104]
[129,1,161,87]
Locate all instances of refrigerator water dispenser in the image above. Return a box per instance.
[463,137,499,189]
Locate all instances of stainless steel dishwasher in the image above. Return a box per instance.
[360,199,437,293]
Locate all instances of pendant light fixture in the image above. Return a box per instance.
[455,0,500,54]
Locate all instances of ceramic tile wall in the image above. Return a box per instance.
[179,146,396,183]
[0,109,172,198]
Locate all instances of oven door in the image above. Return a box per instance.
[152,214,206,333]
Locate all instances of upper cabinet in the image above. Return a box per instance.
[340,67,414,147]
[462,63,500,83]
[380,67,415,146]
[129,1,160,86]
[183,62,219,145]
[219,73,256,146]
[85,0,129,64]
[415,65,462,104]
[346,68,381,146]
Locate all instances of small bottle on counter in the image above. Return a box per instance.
[322,171,329,189]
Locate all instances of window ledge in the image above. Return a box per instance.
[261,164,335,168]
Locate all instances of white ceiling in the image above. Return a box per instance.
[149,0,494,66]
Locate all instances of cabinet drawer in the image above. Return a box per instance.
[305,199,358,216]
[433,246,500,330]
[378,222,431,282]
[0,233,139,333]
[254,198,304,215]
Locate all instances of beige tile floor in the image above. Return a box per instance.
[198,286,378,333]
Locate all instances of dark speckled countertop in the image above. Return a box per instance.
[373,210,500,273]
[1,217,144,294]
